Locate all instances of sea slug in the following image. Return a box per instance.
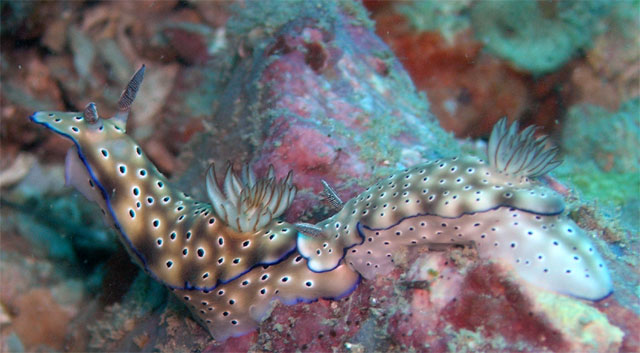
[30,66,612,342]
[29,66,359,341]
[297,119,613,301]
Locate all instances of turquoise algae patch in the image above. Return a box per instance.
[470,0,611,74]
[556,98,639,208]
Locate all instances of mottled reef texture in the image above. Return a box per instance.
[176,1,457,226]
[1,1,638,352]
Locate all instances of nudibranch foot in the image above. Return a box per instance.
[173,252,359,342]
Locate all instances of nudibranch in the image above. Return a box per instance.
[298,118,613,301]
[29,66,359,341]
[30,65,613,341]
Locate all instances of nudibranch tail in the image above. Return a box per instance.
[352,207,612,300]
[487,117,562,177]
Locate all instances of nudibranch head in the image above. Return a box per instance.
[30,107,126,148]
[30,65,145,145]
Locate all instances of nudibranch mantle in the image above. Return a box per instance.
[297,154,566,272]
[297,118,613,301]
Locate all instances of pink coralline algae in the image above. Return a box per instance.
[179,4,452,203]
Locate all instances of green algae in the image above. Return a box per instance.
[1,163,118,265]
[227,0,372,49]
[126,271,168,313]
[606,0,640,40]
[470,0,611,74]
[555,165,638,207]
[396,0,471,42]
[555,99,640,209]
[562,99,639,174]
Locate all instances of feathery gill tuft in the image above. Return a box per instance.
[206,163,296,233]
[487,117,562,177]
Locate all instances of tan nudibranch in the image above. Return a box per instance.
[298,118,613,301]
[29,66,359,341]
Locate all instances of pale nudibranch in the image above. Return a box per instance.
[29,65,359,341]
[297,118,613,301]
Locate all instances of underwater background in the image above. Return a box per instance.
[0,0,638,352]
